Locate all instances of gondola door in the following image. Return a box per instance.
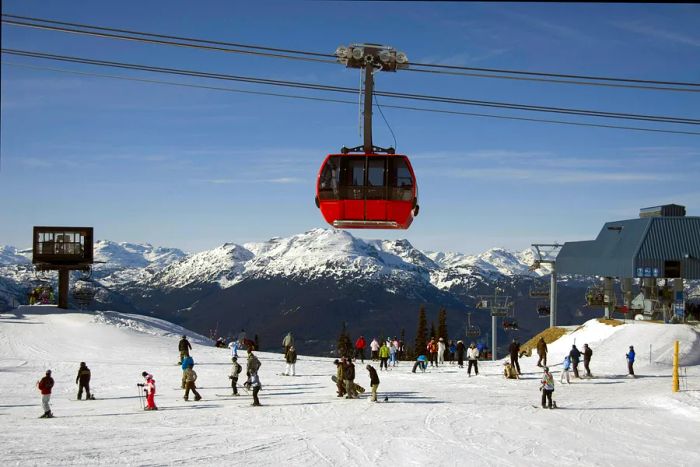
[364,156,388,223]
[339,156,365,221]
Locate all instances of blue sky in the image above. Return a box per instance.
[1,1,699,254]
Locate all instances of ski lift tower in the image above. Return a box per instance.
[530,243,563,328]
[476,287,513,361]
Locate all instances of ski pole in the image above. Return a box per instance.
[137,384,144,410]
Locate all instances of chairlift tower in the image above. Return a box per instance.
[476,287,513,361]
[530,243,563,328]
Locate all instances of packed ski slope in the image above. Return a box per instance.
[1,307,699,466]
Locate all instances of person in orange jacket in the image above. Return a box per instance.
[354,336,366,363]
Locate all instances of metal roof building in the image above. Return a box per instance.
[557,207,700,280]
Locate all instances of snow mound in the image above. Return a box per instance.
[92,310,210,345]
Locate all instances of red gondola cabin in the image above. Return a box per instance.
[315,153,418,229]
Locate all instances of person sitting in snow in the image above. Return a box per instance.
[412,354,428,373]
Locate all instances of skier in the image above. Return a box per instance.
[75,362,92,400]
[140,372,158,410]
[455,340,466,368]
[412,354,428,373]
[248,370,262,406]
[378,341,390,370]
[503,362,519,379]
[229,356,242,396]
[389,340,398,367]
[536,337,548,367]
[343,358,358,399]
[427,338,438,367]
[37,369,54,418]
[370,338,380,361]
[583,344,593,377]
[437,337,446,365]
[183,363,202,402]
[354,335,366,362]
[228,339,239,359]
[540,367,555,409]
[508,339,521,375]
[284,345,297,376]
[626,345,636,377]
[181,355,194,389]
[334,358,346,397]
[246,347,261,377]
[178,335,192,365]
[467,342,479,376]
[282,331,294,353]
[560,355,571,384]
[569,344,582,378]
[366,364,380,402]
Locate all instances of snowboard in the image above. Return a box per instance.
[533,401,558,409]
[331,375,366,394]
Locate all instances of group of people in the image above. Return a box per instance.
[354,336,404,366]
[28,286,55,305]
[333,356,381,402]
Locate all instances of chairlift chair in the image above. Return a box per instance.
[502,318,519,331]
[537,304,551,318]
[528,281,550,298]
[585,285,607,307]
[465,313,481,338]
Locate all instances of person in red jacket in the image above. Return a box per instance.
[354,336,366,363]
[140,371,158,410]
[37,369,54,418]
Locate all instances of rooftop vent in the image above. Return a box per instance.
[639,204,686,218]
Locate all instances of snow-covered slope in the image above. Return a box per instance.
[1,307,698,466]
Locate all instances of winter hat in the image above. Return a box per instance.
[232,357,238,362]
[46,370,52,375]
[182,335,186,338]
[142,371,149,377]
[544,366,549,372]
[333,359,340,365]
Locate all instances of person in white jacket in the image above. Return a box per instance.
[437,338,446,365]
[467,342,479,376]
[370,338,380,361]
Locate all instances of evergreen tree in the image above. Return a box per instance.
[254,334,260,351]
[400,328,406,360]
[430,322,437,340]
[437,308,448,341]
[414,305,427,358]
[337,322,353,358]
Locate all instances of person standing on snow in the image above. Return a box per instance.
[183,363,202,402]
[560,355,571,384]
[569,344,582,378]
[282,332,294,353]
[540,367,555,409]
[536,337,548,367]
[455,340,466,368]
[427,338,438,367]
[508,339,521,375]
[229,356,242,396]
[467,342,480,376]
[334,358,346,397]
[178,335,192,365]
[181,355,194,389]
[229,339,239,359]
[284,345,297,376]
[75,362,92,400]
[583,344,593,377]
[626,346,636,377]
[389,340,398,367]
[378,341,390,371]
[370,338,380,361]
[37,369,54,418]
[437,338,446,365]
[366,364,380,402]
[343,358,358,399]
[354,335,366,363]
[246,347,261,377]
[248,370,262,406]
[140,372,157,410]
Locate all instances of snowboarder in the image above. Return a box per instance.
[536,337,548,367]
[354,335,366,362]
[282,332,294,353]
[248,370,262,406]
[437,337,446,365]
[503,362,519,379]
[284,345,297,376]
[343,358,358,398]
[626,345,636,376]
[583,344,593,377]
[508,339,521,374]
[366,364,380,402]
[229,356,242,396]
[178,335,192,364]
[412,354,428,373]
[467,342,479,376]
[140,372,157,410]
[334,359,346,397]
[246,347,261,377]
[569,344,582,378]
[455,340,466,368]
[379,341,390,370]
[75,362,93,400]
[370,338,380,361]
[229,339,239,359]
[560,355,571,384]
[540,367,555,409]
[37,369,54,418]
[181,355,194,389]
[183,363,202,402]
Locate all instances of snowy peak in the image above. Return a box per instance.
[94,240,186,271]
[0,246,31,266]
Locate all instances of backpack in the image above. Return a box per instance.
[236,363,242,374]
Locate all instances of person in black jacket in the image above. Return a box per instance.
[569,344,582,378]
[343,358,357,399]
[178,335,192,365]
[455,340,466,368]
[75,362,92,400]
[582,344,593,377]
[508,339,521,375]
[366,364,380,402]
